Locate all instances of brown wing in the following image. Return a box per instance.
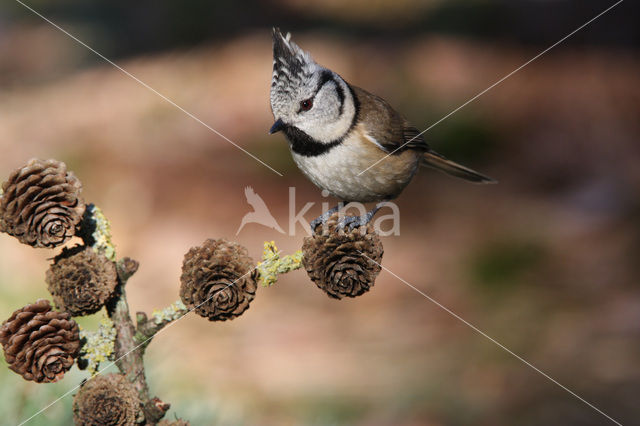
[351,85,429,154]
[351,86,496,184]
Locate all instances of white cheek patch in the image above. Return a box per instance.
[299,88,355,143]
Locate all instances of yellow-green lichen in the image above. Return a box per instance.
[78,315,116,376]
[257,241,303,287]
[87,205,116,261]
[151,300,188,324]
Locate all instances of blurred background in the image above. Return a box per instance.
[1,0,639,424]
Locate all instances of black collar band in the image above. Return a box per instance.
[284,125,342,157]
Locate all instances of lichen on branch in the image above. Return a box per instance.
[257,241,303,286]
[135,300,188,347]
[151,300,188,325]
[78,315,116,375]
[79,203,117,261]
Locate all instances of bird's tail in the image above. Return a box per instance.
[422,151,496,184]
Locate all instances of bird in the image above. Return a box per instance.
[269,28,495,229]
[236,186,285,235]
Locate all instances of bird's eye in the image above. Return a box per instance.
[300,98,314,112]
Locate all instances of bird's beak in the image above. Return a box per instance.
[269,118,285,134]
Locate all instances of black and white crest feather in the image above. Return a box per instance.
[269,28,359,153]
[272,29,312,85]
[270,28,318,114]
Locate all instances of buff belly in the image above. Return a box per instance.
[291,136,421,203]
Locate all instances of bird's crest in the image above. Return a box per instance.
[271,28,317,108]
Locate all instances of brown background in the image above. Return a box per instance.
[0,1,638,424]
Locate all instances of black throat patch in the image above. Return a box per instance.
[284,125,342,157]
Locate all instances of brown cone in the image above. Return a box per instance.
[0,158,85,248]
[46,245,118,316]
[73,373,140,426]
[180,239,258,321]
[302,213,383,299]
[0,299,80,383]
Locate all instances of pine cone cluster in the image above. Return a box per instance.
[302,214,383,299]
[0,158,85,248]
[0,299,80,383]
[73,373,140,426]
[180,239,258,321]
[46,245,118,316]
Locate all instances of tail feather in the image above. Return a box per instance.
[422,151,496,184]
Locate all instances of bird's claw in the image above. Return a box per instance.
[337,215,364,232]
[311,203,384,233]
[310,204,342,233]
[310,216,324,232]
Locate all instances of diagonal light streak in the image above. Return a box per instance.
[17,266,258,425]
[360,252,622,426]
[15,0,283,177]
[358,0,624,176]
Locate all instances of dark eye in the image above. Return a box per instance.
[300,98,314,112]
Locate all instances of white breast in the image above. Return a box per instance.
[291,130,421,203]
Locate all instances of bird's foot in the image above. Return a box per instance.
[337,215,364,231]
[337,204,384,232]
[310,204,342,232]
